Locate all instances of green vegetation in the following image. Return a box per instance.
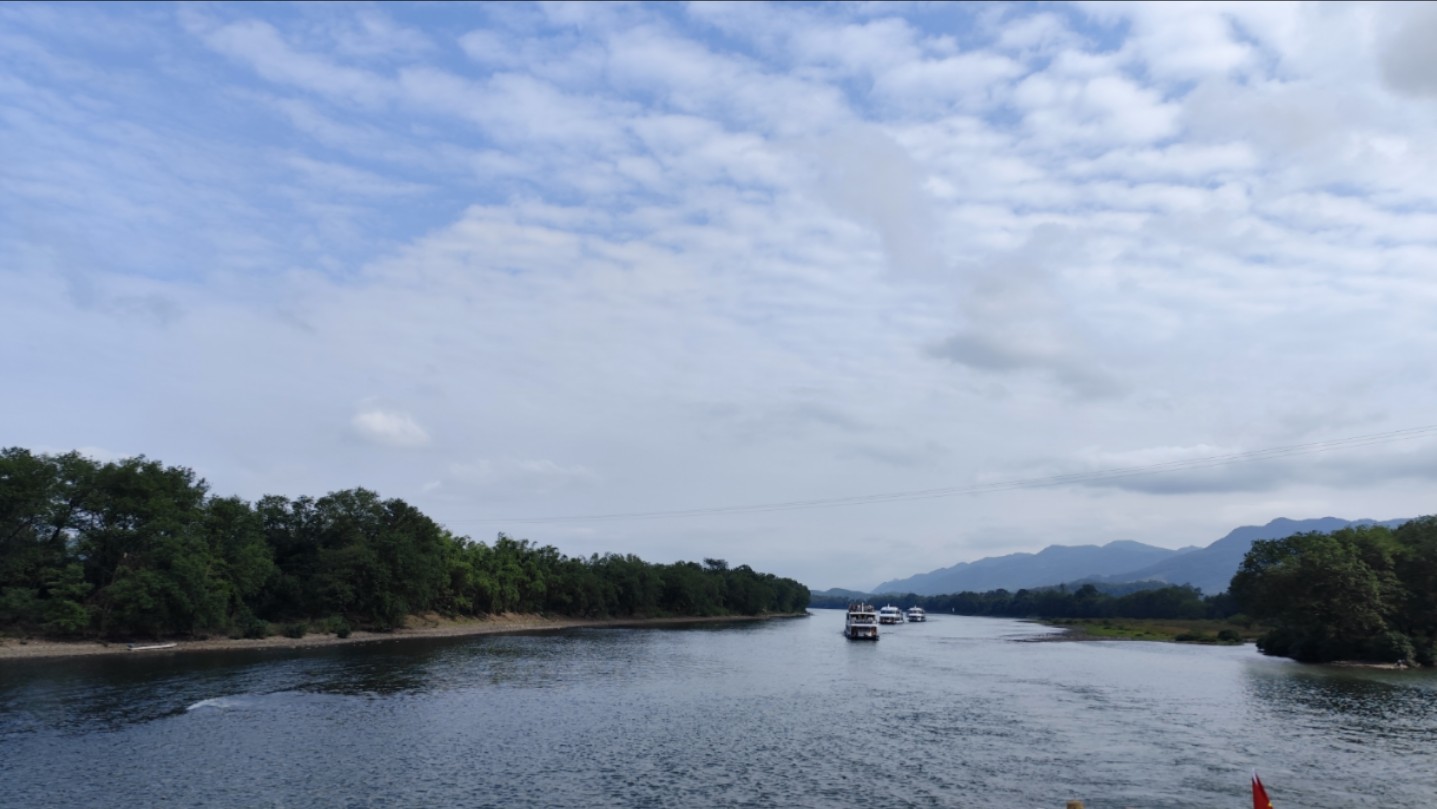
[1231,518,1437,665]
[810,581,1235,624]
[0,448,808,640]
[1047,618,1258,644]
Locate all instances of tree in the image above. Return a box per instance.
[0,449,98,630]
[203,496,274,629]
[1394,517,1437,664]
[80,457,223,636]
[1233,530,1405,663]
[3,447,808,637]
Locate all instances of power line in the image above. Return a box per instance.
[448,423,1437,526]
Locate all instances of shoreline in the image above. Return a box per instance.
[1031,620,1419,669]
[0,612,809,662]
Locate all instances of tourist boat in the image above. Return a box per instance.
[906,606,926,622]
[844,602,879,640]
[878,604,903,625]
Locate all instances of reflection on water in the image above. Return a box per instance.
[3,614,1435,809]
[1244,664,1437,754]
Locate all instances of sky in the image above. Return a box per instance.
[3,1,1437,591]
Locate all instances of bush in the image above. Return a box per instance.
[282,623,306,639]
[239,618,270,639]
[42,599,92,636]
[0,587,42,627]
[1257,626,1301,658]
[1217,629,1242,644]
[1364,630,1414,664]
[328,617,352,638]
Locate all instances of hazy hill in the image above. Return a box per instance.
[869,517,1411,597]
[809,587,872,601]
[1088,516,1411,595]
[871,540,1181,595]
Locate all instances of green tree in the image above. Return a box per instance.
[79,457,224,637]
[202,496,275,630]
[3,447,809,637]
[0,449,98,629]
[1394,517,1437,664]
[1233,531,1401,662]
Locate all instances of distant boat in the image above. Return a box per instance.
[878,604,903,625]
[127,642,177,652]
[844,602,879,640]
[905,606,926,623]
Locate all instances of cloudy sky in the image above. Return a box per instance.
[4,2,1437,590]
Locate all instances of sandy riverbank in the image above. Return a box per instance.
[0,612,808,662]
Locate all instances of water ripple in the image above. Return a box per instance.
[3,615,1436,808]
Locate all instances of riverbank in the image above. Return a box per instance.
[1037,617,1259,644]
[0,612,809,661]
[1034,617,1422,668]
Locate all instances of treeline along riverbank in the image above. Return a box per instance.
[1232,519,1437,665]
[0,448,809,641]
[809,583,1237,623]
[813,516,1437,666]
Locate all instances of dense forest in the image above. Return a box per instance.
[1231,519,1437,665]
[0,448,809,640]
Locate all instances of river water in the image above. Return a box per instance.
[2,611,1434,808]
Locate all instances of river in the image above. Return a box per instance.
[2,610,1434,808]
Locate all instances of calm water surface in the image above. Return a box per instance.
[3,611,1435,808]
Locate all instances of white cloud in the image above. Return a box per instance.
[329,10,433,60]
[1379,2,1437,97]
[351,407,431,448]
[1090,1,1257,80]
[284,154,431,197]
[805,125,945,277]
[1013,68,1181,145]
[988,11,1081,54]
[191,16,393,106]
[6,2,1437,591]
[440,458,600,500]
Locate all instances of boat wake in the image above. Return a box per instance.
[184,691,337,714]
[186,695,262,712]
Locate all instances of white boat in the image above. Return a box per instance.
[878,604,903,625]
[906,606,926,623]
[127,642,178,651]
[844,602,879,640]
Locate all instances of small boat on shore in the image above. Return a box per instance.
[844,602,879,640]
[878,604,903,625]
[127,642,177,652]
[906,606,926,623]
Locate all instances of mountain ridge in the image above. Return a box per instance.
[864,516,1411,596]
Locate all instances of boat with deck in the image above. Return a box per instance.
[906,606,926,623]
[844,602,879,640]
[878,604,903,625]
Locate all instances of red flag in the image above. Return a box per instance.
[1252,773,1273,809]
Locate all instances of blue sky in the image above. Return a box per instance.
[4,1,1437,590]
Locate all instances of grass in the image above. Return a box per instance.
[1045,617,1263,644]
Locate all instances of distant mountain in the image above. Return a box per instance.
[873,517,1412,597]
[1088,516,1411,595]
[872,540,1181,595]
